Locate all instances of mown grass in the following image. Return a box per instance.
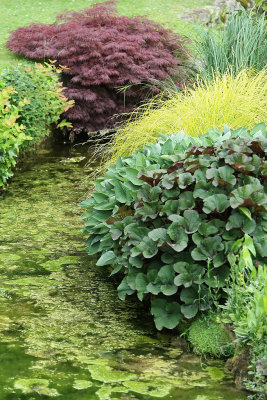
[0,0,213,67]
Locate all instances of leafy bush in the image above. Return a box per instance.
[195,10,267,80]
[6,1,190,133]
[221,235,267,399]
[81,123,267,330]
[0,85,28,186]
[188,312,235,358]
[0,62,73,149]
[105,69,267,166]
[0,63,72,187]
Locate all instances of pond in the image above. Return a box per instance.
[0,142,247,400]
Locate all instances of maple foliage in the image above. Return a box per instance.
[6,1,189,133]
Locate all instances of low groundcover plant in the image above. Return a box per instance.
[81,123,267,330]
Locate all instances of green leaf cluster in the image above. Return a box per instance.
[0,84,28,186]
[0,62,73,187]
[0,62,73,150]
[221,235,267,398]
[81,124,267,330]
[222,235,267,345]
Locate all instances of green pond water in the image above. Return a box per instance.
[0,143,247,400]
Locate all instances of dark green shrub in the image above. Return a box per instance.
[0,62,73,150]
[188,312,235,358]
[81,123,267,330]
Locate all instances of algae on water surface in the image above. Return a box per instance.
[0,144,246,400]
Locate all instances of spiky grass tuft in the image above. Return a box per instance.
[195,10,267,80]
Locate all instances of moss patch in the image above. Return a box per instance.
[188,313,235,358]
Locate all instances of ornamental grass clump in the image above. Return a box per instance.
[6,1,189,133]
[81,124,267,330]
[105,69,267,166]
[195,9,267,80]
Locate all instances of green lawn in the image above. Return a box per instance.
[0,0,212,67]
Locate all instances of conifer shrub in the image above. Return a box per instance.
[81,123,267,330]
[6,1,189,133]
[105,69,267,166]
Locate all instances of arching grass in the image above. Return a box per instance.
[105,69,267,166]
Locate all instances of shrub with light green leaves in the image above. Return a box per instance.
[0,62,73,150]
[81,123,267,330]
[0,84,29,186]
[0,62,73,187]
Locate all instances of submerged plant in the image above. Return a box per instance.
[81,123,267,330]
[105,69,267,166]
[6,1,189,133]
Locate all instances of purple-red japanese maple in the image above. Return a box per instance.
[7,1,190,132]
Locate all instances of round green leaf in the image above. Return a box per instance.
[203,194,229,214]
[181,303,198,319]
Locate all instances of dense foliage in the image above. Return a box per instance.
[0,63,72,187]
[221,236,267,398]
[105,70,267,166]
[81,124,267,330]
[6,1,189,133]
[195,10,267,80]
[0,85,28,186]
[0,63,72,149]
